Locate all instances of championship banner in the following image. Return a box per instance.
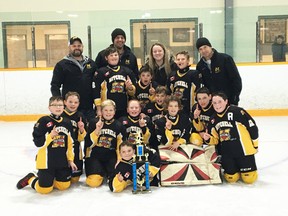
[159,144,222,186]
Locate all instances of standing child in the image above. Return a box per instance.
[167,51,202,115]
[84,99,126,188]
[16,96,77,194]
[93,46,137,119]
[203,92,259,184]
[154,95,192,151]
[133,65,158,111]
[62,91,87,183]
[109,141,160,193]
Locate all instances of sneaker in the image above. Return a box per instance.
[16,173,35,189]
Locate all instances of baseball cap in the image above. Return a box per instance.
[69,36,82,45]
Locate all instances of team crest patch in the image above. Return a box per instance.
[219,129,231,141]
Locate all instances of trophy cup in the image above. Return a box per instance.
[131,131,151,194]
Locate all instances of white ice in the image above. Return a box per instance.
[1,116,288,216]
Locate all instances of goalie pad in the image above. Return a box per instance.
[159,144,222,186]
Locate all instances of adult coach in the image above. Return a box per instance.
[50,36,96,121]
[95,28,139,78]
[196,37,242,105]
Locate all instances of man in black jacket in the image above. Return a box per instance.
[95,28,139,79]
[196,37,242,105]
[50,36,96,121]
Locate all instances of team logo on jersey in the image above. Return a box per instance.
[147,109,152,113]
[170,76,175,81]
[98,137,113,148]
[219,129,231,141]
[174,87,184,98]
[111,82,124,93]
[52,135,65,148]
[46,121,53,128]
[86,64,91,69]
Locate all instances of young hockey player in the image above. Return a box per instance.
[93,46,137,119]
[190,87,215,147]
[133,65,158,111]
[143,85,168,124]
[167,51,202,115]
[203,92,259,184]
[16,96,77,194]
[109,141,160,193]
[154,95,192,151]
[143,85,168,150]
[62,91,87,183]
[118,99,153,145]
[84,99,126,188]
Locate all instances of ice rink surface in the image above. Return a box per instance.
[1,116,287,216]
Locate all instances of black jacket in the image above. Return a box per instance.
[196,49,242,105]
[50,55,96,110]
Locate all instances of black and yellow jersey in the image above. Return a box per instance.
[33,115,74,169]
[143,102,165,124]
[61,110,87,162]
[109,146,160,192]
[206,105,258,157]
[154,113,192,146]
[191,101,215,133]
[133,80,158,110]
[92,65,137,111]
[84,117,126,160]
[167,67,202,114]
[118,115,153,145]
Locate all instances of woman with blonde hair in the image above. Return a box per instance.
[146,43,177,86]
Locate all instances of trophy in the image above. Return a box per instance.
[131,131,151,194]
